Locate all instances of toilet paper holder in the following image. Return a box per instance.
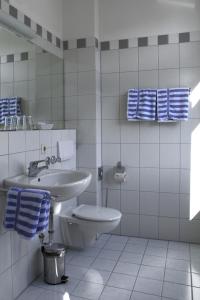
[113,161,127,183]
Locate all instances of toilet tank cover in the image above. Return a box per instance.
[72,205,121,222]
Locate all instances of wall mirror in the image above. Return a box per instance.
[0,26,64,130]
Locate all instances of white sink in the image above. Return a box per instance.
[3,169,92,202]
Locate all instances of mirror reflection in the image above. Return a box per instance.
[0,26,64,130]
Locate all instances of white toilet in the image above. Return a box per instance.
[60,204,122,249]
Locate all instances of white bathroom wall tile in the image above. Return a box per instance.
[180,194,191,219]
[160,144,180,168]
[102,144,120,166]
[39,130,52,148]
[78,191,96,206]
[140,122,159,143]
[121,144,139,167]
[181,144,191,169]
[11,231,29,265]
[0,132,8,155]
[102,120,120,143]
[180,67,200,91]
[101,50,119,73]
[122,167,139,191]
[158,44,179,69]
[120,71,138,96]
[140,168,159,192]
[140,192,159,216]
[9,152,26,177]
[139,70,158,88]
[12,255,29,299]
[77,120,96,144]
[120,48,138,72]
[36,76,51,99]
[0,155,9,182]
[181,119,199,143]
[0,232,11,274]
[180,42,200,68]
[159,122,180,143]
[14,61,28,81]
[140,144,159,168]
[64,49,78,73]
[160,169,180,193]
[25,131,40,151]
[1,63,13,83]
[102,97,120,120]
[139,46,158,70]
[78,144,96,168]
[180,219,200,243]
[106,189,121,210]
[51,130,62,148]
[159,193,179,218]
[121,121,139,143]
[193,287,200,300]
[78,48,96,72]
[9,131,26,154]
[1,82,14,98]
[159,69,180,88]
[78,71,96,95]
[140,215,158,239]
[78,95,97,120]
[65,96,78,120]
[159,217,179,241]
[65,72,78,96]
[0,268,13,300]
[180,169,190,194]
[121,190,139,214]
[102,73,119,97]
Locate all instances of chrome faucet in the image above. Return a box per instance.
[28,157,50,177]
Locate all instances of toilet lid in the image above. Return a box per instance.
[72,205,121,222]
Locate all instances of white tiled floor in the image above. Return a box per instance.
[17,234,200,300]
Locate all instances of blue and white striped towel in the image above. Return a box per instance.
[0,97,22,124]
[157,88,190,121]
[127,89,157,121]
[4,187,50,239]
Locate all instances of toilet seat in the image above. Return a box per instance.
[72,204,121,222]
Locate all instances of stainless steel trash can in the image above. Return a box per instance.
[41,243,68,284]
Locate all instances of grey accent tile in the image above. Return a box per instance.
[101,41,110,51]
[119,39,129,49]
[158,35,168,45]
[138,37,148,47]
[24,15,31,27]
[77,38,86,48]
[63,40,68,50]
[20,52,28,61]
[36,24,42,37]
[7,54,14,63]
[56,37,61,48]
[9,5,17,18]
[179,32,190,43]
[47,31,52,43]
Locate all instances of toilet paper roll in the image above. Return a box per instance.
[113,172,127,183]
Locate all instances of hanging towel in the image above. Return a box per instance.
[4,187,50,239]
[137,89,157,121]
[57,140,75,161]
[127,89,139,120]
[127,89,157,121]
[0,97,22,124]
[157,88,190,121]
